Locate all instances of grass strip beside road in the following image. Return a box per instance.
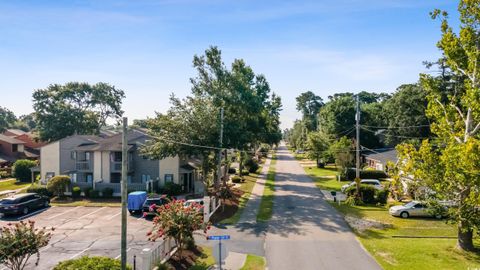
[330,202,480,270]
[220,167,263,224]
[51,198,121,207]
[240,254,266,270]
[189,246,215,270]
[256,155,276,222]
[0,179,31,192]
[304,166,345,191]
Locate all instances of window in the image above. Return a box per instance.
[70,173,77,183]
[113,152,122,162]
[12,144,18,152]
[111,173,121,183]
[164,174,174,183]
[86,173,93,183]
[71,151,77,160]
[85,152,91,161]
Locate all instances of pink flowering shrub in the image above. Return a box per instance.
[0,220,53,270]
[148,199,209,254]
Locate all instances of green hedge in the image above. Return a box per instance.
[72,186,81,198]
[231,175,242,183]
[345,184,390,204]
[53,256,131,270]
[12,159,36,182]
[27,185,52,197]
[345,168,388,180]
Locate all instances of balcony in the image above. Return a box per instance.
[110,161,134,172]
[76,161,92,171]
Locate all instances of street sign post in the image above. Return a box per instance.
[208,235,230,270]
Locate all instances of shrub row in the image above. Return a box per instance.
[53,256,131,270]
[344,184,389,204]
[345,168,388,181]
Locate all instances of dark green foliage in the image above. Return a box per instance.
[345,185,389,204]
[345,169,388,180]
[245,157,259,173]
[241,170,250,176]
[163,182,182,196]
[375,189,389,204]
[33,82,125,141]
[90,190,100,198]
[83,187,93,198]
[228,168,236,174]
[231,175,242,183]
[72,186,81,198]
[12,159,37,182]
[27,185,52,197]
[53,256,131,270]
[46,175,71,197]
[102,188,114,198]
[0,107,16,133]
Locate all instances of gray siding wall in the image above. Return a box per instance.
[59,137,95,174]
[131,150,160,183]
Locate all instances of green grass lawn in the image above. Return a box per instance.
[240,254,266,270]
[331,203,480,270]
[0,178,31,192]
[257,155,276,222]
[189,246,215,270]
[303,166,348,191]
[220,168,263,224]
[50,198,122,207]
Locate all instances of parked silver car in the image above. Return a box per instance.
[389,201,443,219]
[341,179,383,193]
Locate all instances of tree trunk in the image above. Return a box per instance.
[458,222,475,251]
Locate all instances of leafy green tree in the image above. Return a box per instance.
[318,94,383,148]
[306,131,329,167]
[382,84,431,145]
[0,107,16,133]
[33,82,125,142]
[397,1,480,251]
[46,175,71,197]
[296,91,323,132]
[12,160,37,182]
[145,47,281,189]
[329,136,354,178]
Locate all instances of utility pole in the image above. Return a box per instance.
[355,95,361,194]
[217,108,224,190]
[121,117,128,270]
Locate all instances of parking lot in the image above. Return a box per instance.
[0,206,157,270]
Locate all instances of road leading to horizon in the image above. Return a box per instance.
[265,143,381,270]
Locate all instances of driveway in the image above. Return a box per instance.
[265,143,381,270]
[0,206,156,270]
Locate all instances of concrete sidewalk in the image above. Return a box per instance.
[237,156,272,224]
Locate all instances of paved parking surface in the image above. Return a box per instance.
[0,206,156,270]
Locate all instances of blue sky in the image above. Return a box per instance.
[0,0,458,129]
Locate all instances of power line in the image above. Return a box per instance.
[360,126,433,140]
[361,124,430,129]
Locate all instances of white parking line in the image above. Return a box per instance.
[47,206,82,220]
[78,207,107,219]
[70,248,90,259]
[17,208,50,220]
[107,211,121,220]
[115,248,131,259]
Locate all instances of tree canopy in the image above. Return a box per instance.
[33,82,125,141]
[397,0,480,251]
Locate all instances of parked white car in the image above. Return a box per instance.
[389,201,443,219]
[341,179,383,193]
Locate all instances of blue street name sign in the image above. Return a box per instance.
[207,235,230,240]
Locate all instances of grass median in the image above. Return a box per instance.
[331,202,480,270]
[256,155,276,222]
[240,254,266,270]
[219,168,263,224]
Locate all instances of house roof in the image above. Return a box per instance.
[5,129,28,136]
[0,134,25,144]
[364,149,398,165]
[75,129,148,151]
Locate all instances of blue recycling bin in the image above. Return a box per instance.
[127,191,147,214]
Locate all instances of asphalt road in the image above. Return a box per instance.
[265,143,381,270]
